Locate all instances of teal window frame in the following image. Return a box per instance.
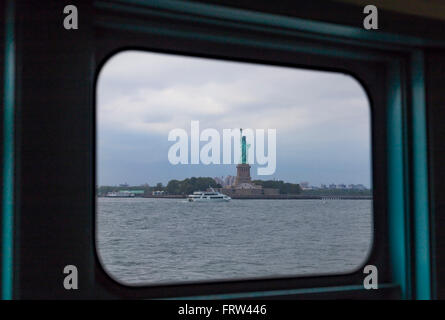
[2,0,439,299]
[91,0,436,300]
[1,0,15,301]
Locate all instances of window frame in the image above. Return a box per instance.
[8,0,440,299]
[92,0,409,299]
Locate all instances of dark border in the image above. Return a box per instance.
[12,0,445,299]
[90,8,393,298]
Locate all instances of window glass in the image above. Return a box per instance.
[96,51,372,285]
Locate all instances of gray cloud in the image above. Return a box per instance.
[97,51,371,187]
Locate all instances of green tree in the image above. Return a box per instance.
[155,182,164,190]
[165,177,221,195]
[252,180,302,194]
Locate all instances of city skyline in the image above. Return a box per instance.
[105,176,371,190]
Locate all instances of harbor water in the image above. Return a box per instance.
[97,198,372,285]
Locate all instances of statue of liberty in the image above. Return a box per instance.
[235,128,252,185]
[240,128,250,164]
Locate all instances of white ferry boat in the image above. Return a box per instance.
[105,191,135,198]
[188,188,231,202]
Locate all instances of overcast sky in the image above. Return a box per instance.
[97,51,371,187]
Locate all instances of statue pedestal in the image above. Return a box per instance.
[235,163,252,185]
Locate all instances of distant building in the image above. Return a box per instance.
[152,190,165,195]
[127,190,145,197]
[224,175,236,186]
[300,181,310,189]
[329,184,336,189]
[321,184,327,189]
[213,177,224,186]
[347,184,367,190]
[338,184,347,189]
